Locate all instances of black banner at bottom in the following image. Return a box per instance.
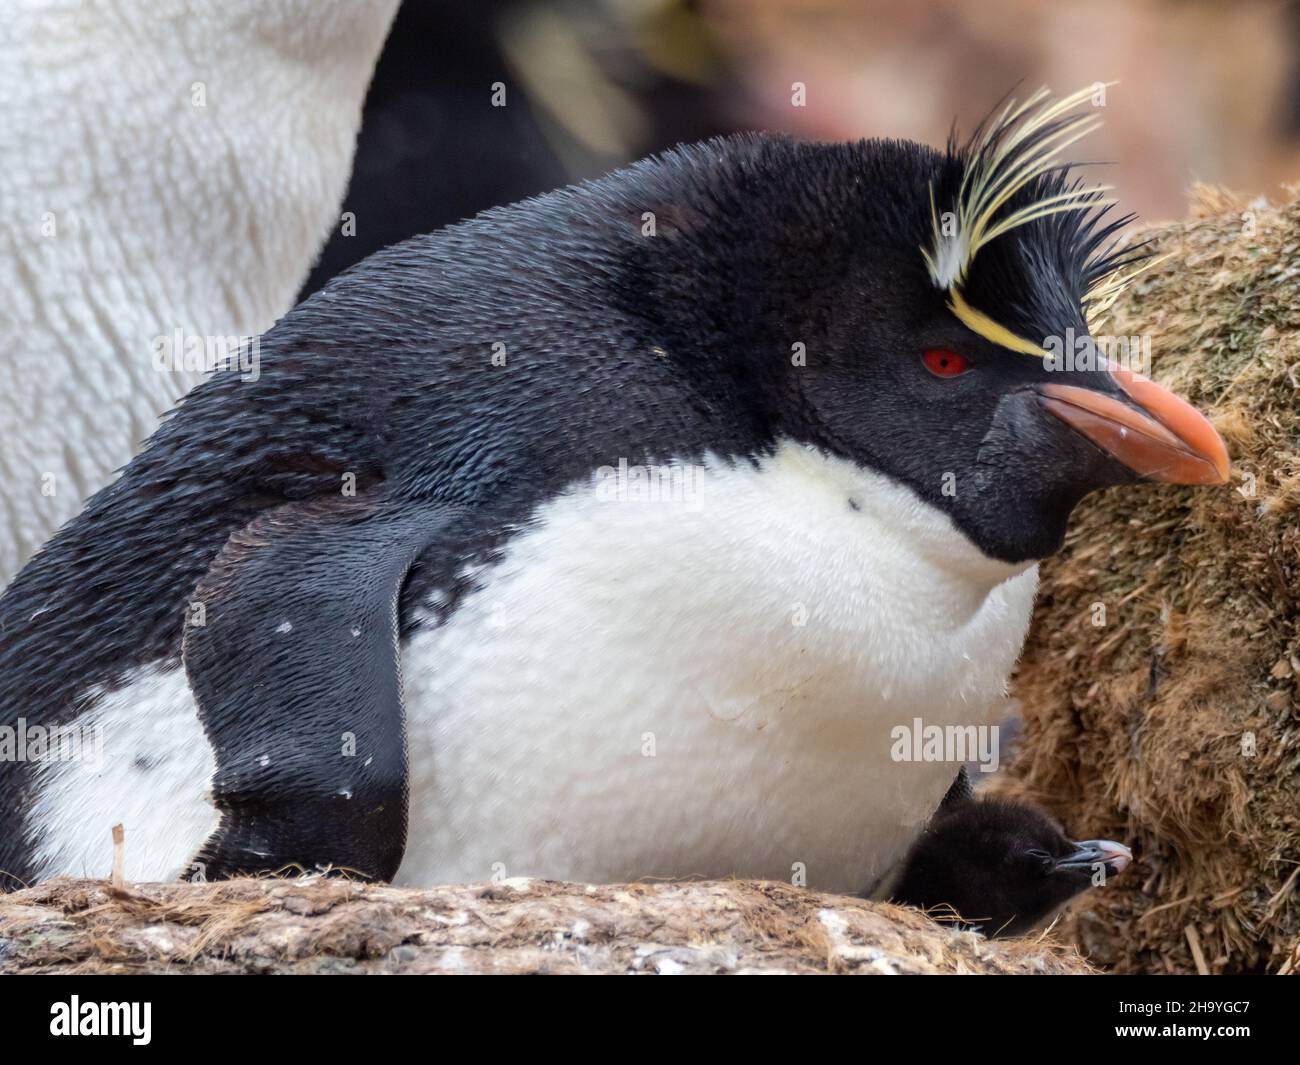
[0,972,1286,1049]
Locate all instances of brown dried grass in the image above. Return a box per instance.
[996,184,1300,974]
[0,875,1093,974]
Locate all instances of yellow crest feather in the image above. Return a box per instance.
[923,85,1119,356]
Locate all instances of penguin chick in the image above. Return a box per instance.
[890,792,1131,938]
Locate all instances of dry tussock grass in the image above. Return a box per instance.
[0,875,1093,975]
[998,185,1300,974]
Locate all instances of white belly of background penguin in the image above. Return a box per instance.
[0,87,1228,892]
[0,0,399,586]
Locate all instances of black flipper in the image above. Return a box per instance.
[182,491,457,882]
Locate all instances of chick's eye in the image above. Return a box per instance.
[922,348,970,378]
[1025,848,1055,872]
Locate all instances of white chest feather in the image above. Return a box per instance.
[396,442,1037,892]
[30,442,1036,891]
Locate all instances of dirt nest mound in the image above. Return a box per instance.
[0,876,1092,975]
[998,185,1300,974]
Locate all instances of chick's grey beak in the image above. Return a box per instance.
[1057,839,1132,876]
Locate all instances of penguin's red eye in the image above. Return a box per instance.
[922,348,970,378]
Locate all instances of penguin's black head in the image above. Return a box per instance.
[630,86,1229,563]
[890,798,1132,938]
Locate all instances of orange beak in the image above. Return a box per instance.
[1037,366,1230,485]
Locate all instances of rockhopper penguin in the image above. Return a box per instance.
[884,768,1132,937]
[0,87,1228,891]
